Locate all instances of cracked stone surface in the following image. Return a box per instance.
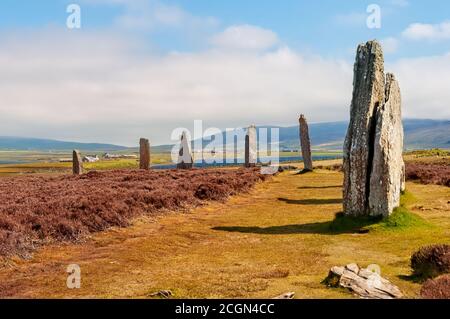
[343,40,404,217]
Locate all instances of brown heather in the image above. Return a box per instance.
[405,161,450,187]
[0,168,268,258]
[420,275,450,299]
[411,244,450,279]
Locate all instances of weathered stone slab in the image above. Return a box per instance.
[72,150,83,175]
[343,40,385,217]
[343,40,404,217]
[299,114,313,171]
[177,131,193,169]
[325,263,403,299]
[245,125,257,168]
[272,292,295,299]
[139,138,150,170]
[369,74,404,216]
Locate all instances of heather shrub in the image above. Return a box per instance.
[405,162,450,187]
[0,168,268,258]
[411,244,450,279]
[420,275,450,299]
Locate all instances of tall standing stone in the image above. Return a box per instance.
[369,74,404,216]
[73,150,83,175]
[245,125,257,168]
[177,131,193,169]
[139,138,150,170]
[343,40,404,217]
[299,114,313,171]
[343,40,385,217]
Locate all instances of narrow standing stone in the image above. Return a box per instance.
[343,40,385,217]
[73,150,83,175]
[139,138,150,170]
[299,114,313,171]
[177,131,193,169]
[245,125,257,168]
[369,73,404,216]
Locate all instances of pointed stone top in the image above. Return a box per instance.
[357,40,384,58]
[385,72,396,82]
[299,114,306,121]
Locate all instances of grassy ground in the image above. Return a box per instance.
[0,154,172,176]
[0,150,343,177]
[0,166,448,298]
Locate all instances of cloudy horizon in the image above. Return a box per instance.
[1,0,449,146]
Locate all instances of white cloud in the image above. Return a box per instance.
[389,53,450,120]
[381,37,399,54]
[210,25,279,51]
[402,21,450,41]
[0,28,352,145]
[0,27,448,146]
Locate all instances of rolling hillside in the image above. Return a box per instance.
[0,119,448,153]
[0,137,128,151]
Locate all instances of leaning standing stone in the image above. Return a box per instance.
[139,138,150,170]
[299,114,313,171]
[343,40,385,217]
[73,150,83,175]
[245,125,257,168]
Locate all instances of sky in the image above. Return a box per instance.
[0,0,449,146]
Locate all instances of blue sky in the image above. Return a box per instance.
[0,0,449,145]
[1,0,449,59]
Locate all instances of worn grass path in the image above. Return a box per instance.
[1,169,449,298]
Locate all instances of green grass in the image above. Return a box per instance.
[405,148,450,157]
[84,159,138,170]
[0,153,173,176]
[327,191,431,234]
[373,207,431,231]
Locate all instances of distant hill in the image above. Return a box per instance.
[1,119,448,152]
[0,136,128,151]
[189,119,450,151]
[275,119,450,150]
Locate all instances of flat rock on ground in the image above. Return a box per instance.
[325,263,403,299]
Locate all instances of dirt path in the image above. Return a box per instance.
[1,169,449,298]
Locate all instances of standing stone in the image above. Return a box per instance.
[72,150,83,175]
[299,114,313,171]
[369,74,404,216]
[177,131,193,169]
[139,138,150,170]
[343,40,404,217]
[245,125,257,168]
[343,40,385,217]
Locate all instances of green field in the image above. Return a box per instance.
[0,150,343,177]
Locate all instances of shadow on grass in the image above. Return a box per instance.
[398,274,424,284]
[295,169,314,175]
[212,212,380,235]
[278,197,342,205]
[298,185,342,190]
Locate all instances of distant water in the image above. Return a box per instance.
[0,160,22,164]
[153,155,342,170]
